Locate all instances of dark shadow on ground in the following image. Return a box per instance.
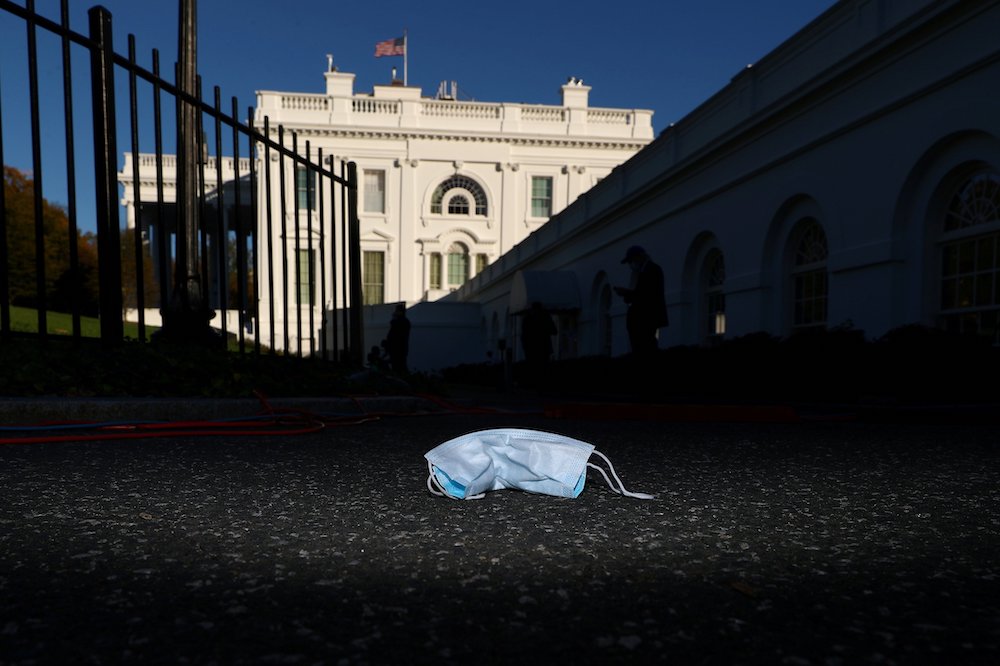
[443,325,1000,407]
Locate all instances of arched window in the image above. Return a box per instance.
[447,243,470,286]
[448,194,469,215]
[705,249,726,339]
[940,171,1000,337]
[431,176,488,215]
[791,219,828,330]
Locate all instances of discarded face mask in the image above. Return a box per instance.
[424,428,654,500]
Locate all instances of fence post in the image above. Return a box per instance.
[88,6,124,343]
[156,0,219,346]
[346,161,363,366]
[0,72,8,339]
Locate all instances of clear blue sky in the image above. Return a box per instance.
[1,0,835,231]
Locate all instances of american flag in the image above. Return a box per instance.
[374,36,405,58]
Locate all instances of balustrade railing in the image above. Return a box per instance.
[269,90,647,136]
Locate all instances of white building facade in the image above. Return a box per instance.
[253,73,652,310]
[120,73,653,353]
[445,0,1000,366]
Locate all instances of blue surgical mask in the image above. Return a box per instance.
[424,428,654,500]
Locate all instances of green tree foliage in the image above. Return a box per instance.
[3,166,100,315]
[227,233,255,309]
[120,227,160,310]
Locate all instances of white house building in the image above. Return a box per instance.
[119,72,653,354]
[441,0,1000,369]
[253,72,652,307]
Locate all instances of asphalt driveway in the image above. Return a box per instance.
[1,409,997,664]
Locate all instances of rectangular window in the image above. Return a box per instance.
[429,253,442,290]
[708,293,726,337]
[940,233,1000,336]
[531,176,553,218]
[793,270,828,329]
[296,166,315,211]
[363,251,385,305]
[475,253,488,275]
[364,169,386,213]
[714,311,727,336]
[296,248,315,306]
[448,251,468,286]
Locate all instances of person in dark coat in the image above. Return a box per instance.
[384,303,411,374]
[521,301,556,385]
[614,246,668,355]
[522,302,556,364]
[367,344,387,372]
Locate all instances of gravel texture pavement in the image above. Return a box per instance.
[1,405,998,664]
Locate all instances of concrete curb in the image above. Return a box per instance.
[0,395,441,425]
[1,395,996,426]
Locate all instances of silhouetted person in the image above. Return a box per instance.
[521,301,556,385]
[384,303,411,374]
[367,345,387,372]
[614,246,668,355]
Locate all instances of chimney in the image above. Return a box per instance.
[561,77,590,108]
[325,70,355,97]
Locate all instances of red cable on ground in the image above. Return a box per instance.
[0,387,529,446]
[0,391,378,444]
[0,422,327,445]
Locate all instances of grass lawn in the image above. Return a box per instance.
[0,307,379,398]
[8,305,151,340]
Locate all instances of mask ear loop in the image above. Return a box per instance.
[427,461,449,498]
[587,450,655,500]
[426,462,486,500]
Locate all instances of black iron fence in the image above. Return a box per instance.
[0,0,363,362]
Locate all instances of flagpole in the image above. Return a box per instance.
[403,28,408,85]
